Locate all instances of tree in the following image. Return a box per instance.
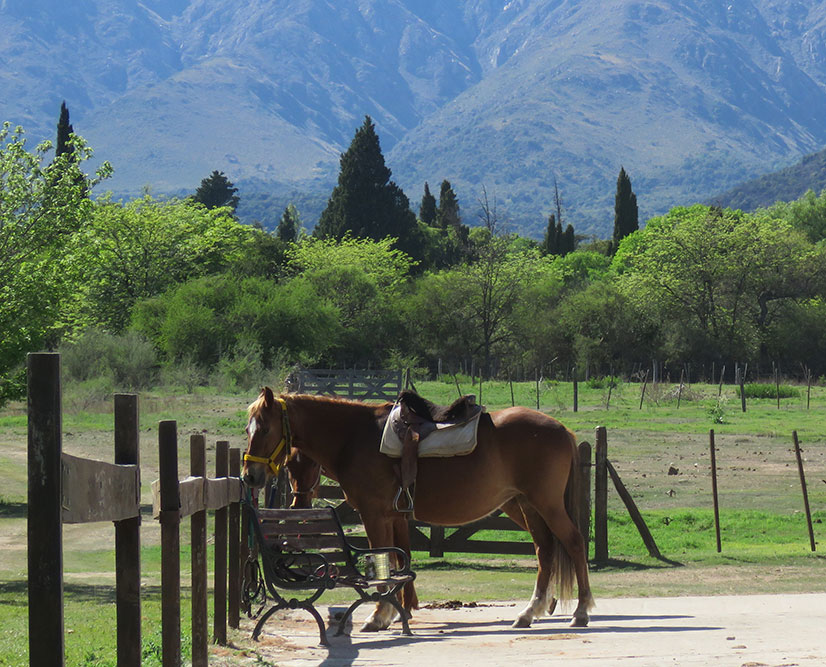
[419,182,437,226]
[436,180,461,230]
[615,204,826,362]
[542,214,559,255]
[276,204,300,243]
[55,101,74,159]
[316,116,417,252]
[612,166,638,250]
[70,196,253,332]
[193,170,239,212]
[0,122,110,404]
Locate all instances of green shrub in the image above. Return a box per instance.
[60,329,158,389]
[737,383,800,399]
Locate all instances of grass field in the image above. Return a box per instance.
[1,376,824,665]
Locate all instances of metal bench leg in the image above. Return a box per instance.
[301,602,330,646]
[252,604,285,641]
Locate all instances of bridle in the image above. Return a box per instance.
[243,396,291,477]
[290,459,322,502]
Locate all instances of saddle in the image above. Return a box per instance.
[390,390,482,512]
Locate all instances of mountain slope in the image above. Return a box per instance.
[3,0,826,235]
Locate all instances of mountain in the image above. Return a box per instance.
[3,0,826,236]
[711,147,826,211]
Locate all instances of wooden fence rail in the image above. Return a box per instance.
[26,352,244,667]
[291,368,403,401]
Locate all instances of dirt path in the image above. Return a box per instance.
[236,593,826,666]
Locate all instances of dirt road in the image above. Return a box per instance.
[238,593,826,666]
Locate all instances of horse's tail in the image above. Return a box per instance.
[550,426,582,604]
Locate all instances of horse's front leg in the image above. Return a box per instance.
[359,513,397,632]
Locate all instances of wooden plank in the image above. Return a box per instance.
[61,453,140,524]
[259,508,338,521]
[213,441,229,646]
[228,448,241,630]
[158,420,181,667]
[606,459,662,559]
[27,352,65,667]
[594,426,608,562]
[190,435,208,667]
[178,476,204,519]
[272,535,344,551]
[114,393,141,667]
[260,518,341,536]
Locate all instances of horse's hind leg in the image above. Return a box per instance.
[512,498,557,628]
[359,515,398,632]
[392,514,418,615]
[526,496,594,628]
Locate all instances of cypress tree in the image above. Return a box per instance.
[436,180,461,230]
[276,204,300,242]
[612,166,638,249]
[193,170,239,212]
[316,116,416,248]
[419,182,437,226]
[542,213,559,255]
[56,101,74,158]
[562,223,576,255]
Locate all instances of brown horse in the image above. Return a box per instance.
[241,388,593,632]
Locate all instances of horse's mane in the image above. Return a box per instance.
[248,389,392,416]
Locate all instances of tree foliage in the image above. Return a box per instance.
[0,123,110,403]
[193,170,239,212]
[70,196,254,333]
[612,166,638,250]
[419,181,437,226]
[316,116,417,254]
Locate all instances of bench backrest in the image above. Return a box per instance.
[255,507,357,573]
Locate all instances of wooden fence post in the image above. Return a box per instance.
[214,441,229,645]
[114,393,141,667]
[792,432,816,552]
[594,426,608,562]
[577,441,592,553]
[228,447,242,629]
[573,366,578,413]
[27,352,65,666]
[709,430,721,553]
[190,434,208,666]
[159,420,181,667]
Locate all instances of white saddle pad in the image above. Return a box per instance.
[379,403,482,458]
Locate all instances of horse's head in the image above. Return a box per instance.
[241,387,289,489]
[285,450,322,509]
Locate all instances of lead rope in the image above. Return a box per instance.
[241,490,268,618]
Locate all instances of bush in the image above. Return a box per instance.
[737,383,801,399]
[60,329,158,389]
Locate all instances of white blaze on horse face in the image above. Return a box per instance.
[247,416,258,440]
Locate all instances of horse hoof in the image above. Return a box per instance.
[360,620,383,632]
[570,615,589,628]
[548,598,558,616]
[511,615,532,629]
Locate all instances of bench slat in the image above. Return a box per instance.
[260,518,341,536]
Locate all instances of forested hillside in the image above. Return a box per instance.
[712,148,826,211]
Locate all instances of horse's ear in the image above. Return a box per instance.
[263,386,275,408]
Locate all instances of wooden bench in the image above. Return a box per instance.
[246,505,415,645]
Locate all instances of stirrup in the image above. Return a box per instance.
[393,486,414,513]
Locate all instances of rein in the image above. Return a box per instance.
[244,396,291,476]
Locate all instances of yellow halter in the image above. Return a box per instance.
[243,396,290,476]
